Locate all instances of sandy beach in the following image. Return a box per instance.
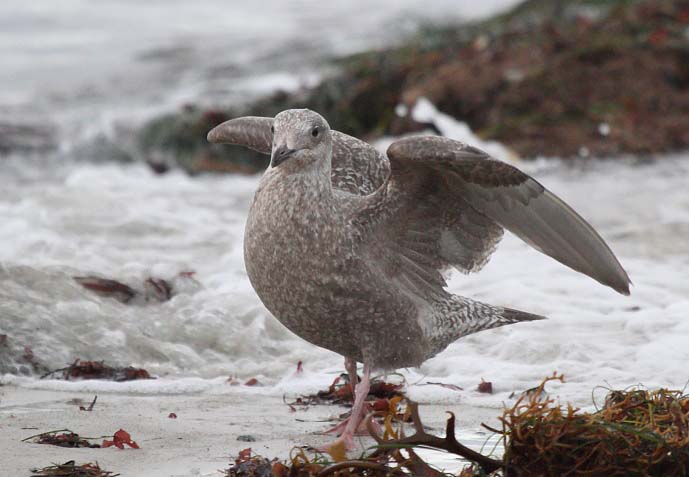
[0,383,503,476]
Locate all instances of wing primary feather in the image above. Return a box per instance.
[383,135,631,295]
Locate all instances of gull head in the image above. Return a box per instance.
[271,109,332,169]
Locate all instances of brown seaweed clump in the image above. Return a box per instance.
[500,374,689,476]
[40,359,152,382]
[23,430,101,449]
[226,376,689,476]
[225,397,500,477]
[30,461,119,477]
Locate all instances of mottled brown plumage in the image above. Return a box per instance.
[208,108,630,450]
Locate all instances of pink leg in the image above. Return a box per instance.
[319,363,372,452]
[323,357,359,435]
[345,356,358,389]
[343,363,371,438]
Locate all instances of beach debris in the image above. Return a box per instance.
[24,428,140,451]
[477,379,493,394]
[226,375,265,386]
[283,372,404,419]
[318,373,356,403]
[168,412,177,419]
[499,373,689,476]
[365,398,503,474]
[224,399,490,475]
[102,429,139,450]
[40,359,152,381]
[321,373,403,403]
[73,277,136,303]
[283,395,310,413]
[369,381,404,400]
[224,448,274,477]
[74,271,200,304]
[509,383,548,401]
[417,381,464,392]
[237,435,257,442]
[458,464,481,477]
[235,373,689,476]
[143,277,172,301]
[23,430,101,448]
[30,460,119,477]
[79,395,98,411]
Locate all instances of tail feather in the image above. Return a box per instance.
[500,306,547,325]
[426,296,546,358]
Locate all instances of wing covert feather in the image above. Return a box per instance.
[385,136,631,295]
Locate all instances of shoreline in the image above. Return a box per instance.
[0,383,502,476]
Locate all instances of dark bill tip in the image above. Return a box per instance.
[270,145,296,168]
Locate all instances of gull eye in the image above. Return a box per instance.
[311,127,319,137]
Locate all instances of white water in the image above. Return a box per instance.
[3,146,689,409]
[2,0,689,414]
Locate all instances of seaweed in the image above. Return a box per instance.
[40,359,152,381]
[30,461,119,477]
[22,430,101,449]
[500,374,689,476]
[266,374,689,476]
[225,397,496,476]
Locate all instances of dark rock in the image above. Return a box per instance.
[375,0,689,158]
[136,0,689,167]
[136,105,269,175]
[259,0,689,159]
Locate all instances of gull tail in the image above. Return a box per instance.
[426,295,545,357]
[500,306,547,327]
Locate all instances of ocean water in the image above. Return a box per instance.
[2,0,689,413]
[0,0,518,137]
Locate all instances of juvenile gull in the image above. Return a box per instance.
[208,109,630,450]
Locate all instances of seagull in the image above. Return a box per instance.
[207,109,630,450]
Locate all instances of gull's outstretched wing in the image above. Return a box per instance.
[208,116,388,194]
[355,135,630,296]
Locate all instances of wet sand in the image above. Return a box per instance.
[0,384,502,476]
